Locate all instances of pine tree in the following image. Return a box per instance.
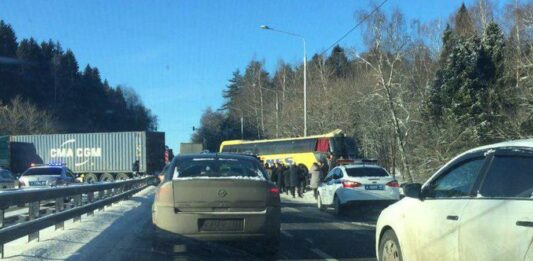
[326,45,350,78]
[0,20,19,103]
[454,3,476,38]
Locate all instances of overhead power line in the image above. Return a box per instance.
[321,0,390,56]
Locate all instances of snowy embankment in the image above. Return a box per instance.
[3,186,155,260]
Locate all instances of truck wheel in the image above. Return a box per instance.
[116,173,129,181]
[84,173,98,183]
[100,173,114,182]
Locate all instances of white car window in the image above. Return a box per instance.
[426,158,485,198]
[480,156,533,199]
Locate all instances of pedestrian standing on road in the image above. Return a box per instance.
[264,163,273,180]
[289,164,300,198]
[276,163,285,192]
[271,163,279,184]
[320,157,329,179]
[297,165,307,197]
[283,164,291,196]
[309,163,322,199]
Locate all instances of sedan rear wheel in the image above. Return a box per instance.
[379,230,403,261]
[333,195,343,216]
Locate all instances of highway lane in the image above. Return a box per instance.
[4,186,382,260]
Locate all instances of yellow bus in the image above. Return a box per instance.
[219,129,357,172]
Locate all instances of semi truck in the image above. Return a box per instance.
[4,131,165,182]
[0,136,9,170]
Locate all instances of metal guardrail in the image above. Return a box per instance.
[0,176,156,258]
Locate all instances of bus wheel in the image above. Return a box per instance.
[100,173,114,182]
[84,173,98,183]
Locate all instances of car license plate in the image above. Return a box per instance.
[29,181,46,186]
[365,185,384,190]
[199,219,244,232]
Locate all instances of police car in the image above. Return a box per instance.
[19,163,79,187]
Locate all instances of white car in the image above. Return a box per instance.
[375,139,533,261]
[317,164,400,215]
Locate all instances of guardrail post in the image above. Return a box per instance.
[0,209,4,228]
[73,195,82,222]
[87,192,94,216]
[0,208,4,258]
[55,198,65,230]
[98,190,105,211]
[28,201,40,242]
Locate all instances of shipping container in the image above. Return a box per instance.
[0,136,9,169]
[179,143,203,154]
[9,132,165,182]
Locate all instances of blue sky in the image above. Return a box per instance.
[0,0,476,151]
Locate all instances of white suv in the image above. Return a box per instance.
[317,164,400,215]
[375,139,533,261]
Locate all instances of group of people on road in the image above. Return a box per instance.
[264,163,306,198]
[264,153,337,200]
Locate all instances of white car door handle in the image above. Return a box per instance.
[447,215,459,221]
[516,221,533,227]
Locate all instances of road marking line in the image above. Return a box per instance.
[310,248,337,261]
[350,221,376,228]
[281,206,302,213]
[281,230,294,238]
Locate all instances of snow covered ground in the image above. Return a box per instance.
[3,186,156,260]
[280,189,318,205]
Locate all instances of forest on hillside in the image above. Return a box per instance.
[192,1,533,182]
[0,20,157,135]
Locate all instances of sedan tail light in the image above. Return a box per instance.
[156,182,174,207]
[386,181,400,187]
[342,180,362,188]
[269,187,280,200]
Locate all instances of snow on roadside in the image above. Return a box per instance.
[3,186,155,260]
[280,189,317,204]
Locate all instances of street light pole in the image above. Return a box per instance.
[260,25,307,137]
[220,106,244,139]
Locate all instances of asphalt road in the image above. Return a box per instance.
[5,187,383,260]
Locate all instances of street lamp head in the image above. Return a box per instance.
[259,25,270,30]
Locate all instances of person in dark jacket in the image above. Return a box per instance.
[320,157,329,179]
[297,165,307,197]
[283,165,291,196]
[275,163,284,192]
[270,163,278,184]
[288,164,301,198]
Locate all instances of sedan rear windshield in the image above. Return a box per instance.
[23,168,62,176]
[346,167,389,177]
[175,158,264,179]
[0,171,13,179]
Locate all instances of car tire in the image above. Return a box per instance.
[84,173,98,183]
[379,229,403,261]
[99,173,114,182]
[263,237,279,255]
[333,195,343,216]
[317,194,326,211]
